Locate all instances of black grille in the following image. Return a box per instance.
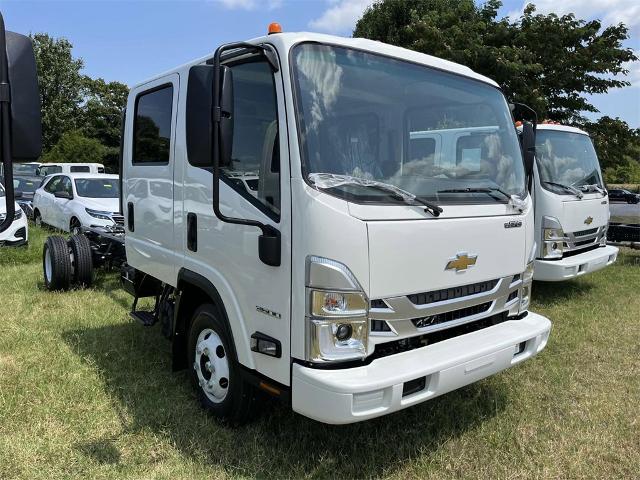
[407,279,499,305]
[112,214,125,226]
[372,311,510,360]
[370,299,387,309]
[573,228,598,237]
[410,301,492,329]
[371,320,392,332]
[512,274,521,283]
[507,290,519,302]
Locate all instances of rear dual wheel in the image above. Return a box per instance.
[42,235,93,291]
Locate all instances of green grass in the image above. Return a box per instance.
[1,225,639,479]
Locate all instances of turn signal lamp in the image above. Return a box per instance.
[268,22,282,34]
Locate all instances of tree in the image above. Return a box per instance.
[30,33,84,151]
[354,0,637,123]
[80,77,129,171]
[40,130,107,165]
[582,116,640,183]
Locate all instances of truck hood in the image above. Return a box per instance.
[560,195,609,232]
[367,213,528,298]
[81,197,120,213]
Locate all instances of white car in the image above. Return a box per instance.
[0,183,28,246]
[33,173,122,234]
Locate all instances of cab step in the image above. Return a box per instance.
[130,310,157,326]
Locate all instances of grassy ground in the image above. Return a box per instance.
[0,225,639,479]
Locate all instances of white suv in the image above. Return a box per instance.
[33,173,122,234]
[0,183,28,246]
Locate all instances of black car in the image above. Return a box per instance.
[608,188,640,204]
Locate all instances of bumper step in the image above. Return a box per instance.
[130,310,157,326]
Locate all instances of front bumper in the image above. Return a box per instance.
[533,245,618,282]
[0,214,28,247]
[292,312,551,424]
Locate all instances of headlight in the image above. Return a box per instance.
[541,216,564,259]
[599,226,608,245]
[85,208,113,221]
[306,256,369,363]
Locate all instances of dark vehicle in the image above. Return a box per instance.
[608,188,640,204]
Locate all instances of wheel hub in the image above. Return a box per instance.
[194,329,229,403]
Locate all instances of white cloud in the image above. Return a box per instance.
[216,0,282,11]
[309,0,376,34]
[508,0,640,34]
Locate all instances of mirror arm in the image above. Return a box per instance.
[0,12,15,233]
[211,42,281,266]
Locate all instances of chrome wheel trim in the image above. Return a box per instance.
[193,328,230,403]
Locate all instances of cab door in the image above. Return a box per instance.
[181,56,292,386]
[124,75,179,284]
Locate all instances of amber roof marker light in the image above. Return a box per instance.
[268,22,282,34]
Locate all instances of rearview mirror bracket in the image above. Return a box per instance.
[211,41,281,267]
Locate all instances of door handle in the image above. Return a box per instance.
[187,212,197,252]
[127,202,134,232]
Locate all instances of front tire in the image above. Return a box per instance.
[187,304,257,425]
[34,209,43,227]
[70,217,82,236]
[43,236,72,291]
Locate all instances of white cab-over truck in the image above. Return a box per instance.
[41,28,552,424]
[532,123,618,281]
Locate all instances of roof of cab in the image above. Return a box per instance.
[132,31,500,90]
[536,123,589,136]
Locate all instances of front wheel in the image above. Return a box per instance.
[187,304,257,425]
[70,217,82,236]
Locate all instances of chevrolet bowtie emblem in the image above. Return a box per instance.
[584,216,593,225]
[446,252,478,271]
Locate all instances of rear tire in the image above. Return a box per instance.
[69,234,93,288]
[43,236,72,291]
[187,304,257,425]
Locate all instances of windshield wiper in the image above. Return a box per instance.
[579,184,605,195]
[542,181,584,199]
[309,173,443,217]
[438,187,512,201]
[438,187,526,212]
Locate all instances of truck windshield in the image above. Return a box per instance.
[291,43,525,204]
[535,130,603,194]
[74,178,119,198]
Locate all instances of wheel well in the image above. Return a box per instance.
[70,217,80,227]
[172,270,232,371]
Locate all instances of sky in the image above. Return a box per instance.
[0,0,638,127]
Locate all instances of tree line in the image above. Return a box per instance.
[32,0,640,182]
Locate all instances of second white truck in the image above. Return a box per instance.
[532,123,618,281]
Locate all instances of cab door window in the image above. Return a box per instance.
[224,59,280,219]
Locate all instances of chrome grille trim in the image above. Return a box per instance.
[369,275,521,342]
[563,226,606,252]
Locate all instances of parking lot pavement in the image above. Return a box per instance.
[610,202,640,223]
